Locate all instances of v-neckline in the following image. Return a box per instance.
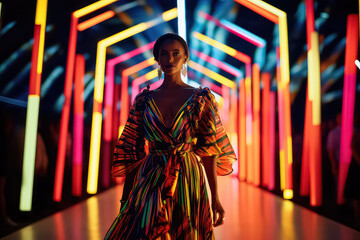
[150,89,197,130]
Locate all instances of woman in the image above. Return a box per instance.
[105,33,237,239]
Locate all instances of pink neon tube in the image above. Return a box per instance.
[261,73,270,188]
[72,54,84,196]
[338,14,358,204]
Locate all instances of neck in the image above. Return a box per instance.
[160,73,186,89]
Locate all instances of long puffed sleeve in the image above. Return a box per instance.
[112,92,147,177]
[194,88,237,175]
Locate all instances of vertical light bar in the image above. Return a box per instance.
[177,0,188,85]
[72,54,85,197]
[308,32,322,206]
[245,75,253,183]
[300,89,311,196]
[269,90,276,191]
[261,73,271,187]
[301,0,314,196]
[252,63,261,186]
[177,0,186,40]
[54,14,78,202]
[20,0,48,211]
[276,47,285,191]
[338,14,358,204]
[239,80,246,181]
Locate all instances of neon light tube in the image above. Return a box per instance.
[191,49,242,77]
[198,11,265,47]
[252,64,261,186]
[338,14,358,204]
[73,0,117,18]
[193,32,251,63]
[78,10,115,31]
[239,80,246,181]
[177,0,187,41]
[261,73,270,187]
[308,32,322,206]
[269,90,276,191]
[54,14,78,202]
[19,0,48,211]
[188,60,236,89]
[72,54,85,197]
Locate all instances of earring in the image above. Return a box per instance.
[181,64,187,77]
[158,66,162,79]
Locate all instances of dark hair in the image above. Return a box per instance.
[153,33,189,62]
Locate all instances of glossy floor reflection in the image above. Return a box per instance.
[2,176,360,240]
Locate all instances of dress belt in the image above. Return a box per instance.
[149,142,193,156]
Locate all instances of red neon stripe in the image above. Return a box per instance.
[310,124,322,206]
[268,91,276,191]
[305,0,315,50]
[29,25,41,95]
[300,88,311,196]
[283,82,293,191]
[234,0,279,24]
[54,15,78,202]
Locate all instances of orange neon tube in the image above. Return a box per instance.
[77,10,115,31]
[239,79,246,181]
[234,0,279,24]
[252,64,261,186]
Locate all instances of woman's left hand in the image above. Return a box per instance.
[212,197,225,227]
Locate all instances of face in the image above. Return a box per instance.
[158,39,188,76]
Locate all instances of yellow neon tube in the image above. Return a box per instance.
[278,15,290,84]
[162,8,178,21]
[20,96,40,211]
[73,0,118,18]
[35,0,47,74]
[193,32,237,56]
[310,32,321,125]
[145,69,158,80]
[188,60,236,89]
[87,112,102,194]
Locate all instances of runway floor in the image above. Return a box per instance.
[2,176,360,240]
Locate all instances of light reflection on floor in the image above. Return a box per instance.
[2,176,360,240]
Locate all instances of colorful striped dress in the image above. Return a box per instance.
[105,87,237,239]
